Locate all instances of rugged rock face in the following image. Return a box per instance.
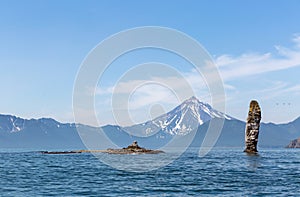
[244,100,261,153]
[286,138,300,148]
[105,141,164,154]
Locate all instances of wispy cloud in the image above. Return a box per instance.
[261,83,300,100]
[216,34,300,81]
[127,84,178,110]
[95,70,212,107]
[96,35,300,99]
[284,84,300,93]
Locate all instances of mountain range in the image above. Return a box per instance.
[1,96,299,150]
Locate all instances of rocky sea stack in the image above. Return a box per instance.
[244,100,261,154]
[286,138,300,148]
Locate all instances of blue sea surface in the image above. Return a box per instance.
[0,148,299,196]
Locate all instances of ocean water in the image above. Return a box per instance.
[0,148,299,196]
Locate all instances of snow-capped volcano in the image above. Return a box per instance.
[124,96,232,136]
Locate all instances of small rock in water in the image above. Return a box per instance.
[244,100,261,153]
[286,138,300,148]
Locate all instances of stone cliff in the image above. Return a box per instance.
[286,138,300,148]
[244,100,261,153]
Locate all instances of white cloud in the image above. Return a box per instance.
[224,84,236,91]
[262,83,300,100]
[96,35,300,101]
[284,84,300,93]
[216,35,300,81]
[128,84,178,110]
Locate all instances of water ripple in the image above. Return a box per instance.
[0,148,299,196]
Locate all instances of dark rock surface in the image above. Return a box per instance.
[286,138,300,148]
[40,151,81,154]
[244,100,261,153]
[102,141,164,154]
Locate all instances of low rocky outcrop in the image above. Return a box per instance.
[40,150,81,154]
[41,141,164,154]
[103,141,164,154]
[286,138,300,148]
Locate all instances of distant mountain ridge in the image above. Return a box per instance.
[1,97,300,149]
[0,114,70,133]
[0,114,85,149]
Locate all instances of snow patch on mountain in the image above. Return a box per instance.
[8,116,25,133]
[151,96,231,135]
[124,96,232,136]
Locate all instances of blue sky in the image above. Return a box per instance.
[1,0,300,125]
